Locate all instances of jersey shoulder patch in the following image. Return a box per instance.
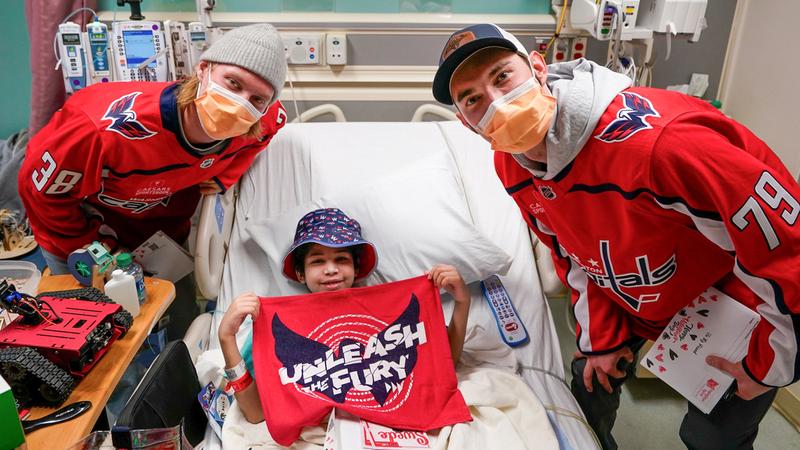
[101,92,157,140]
[595,92,660,143]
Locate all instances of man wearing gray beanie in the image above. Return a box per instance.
[199,23,286,103]
[20,23,288,341]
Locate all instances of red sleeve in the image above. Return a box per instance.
[651,112,800,387]
[214,101,287,190]
[524,209,633,355]
[18,106,108,259]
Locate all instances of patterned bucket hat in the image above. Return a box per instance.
[282,208,378,282]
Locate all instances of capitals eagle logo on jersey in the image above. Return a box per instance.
[596,92,660,143]
[102,92,157,140]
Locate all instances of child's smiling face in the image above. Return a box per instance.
[296,243,357,293]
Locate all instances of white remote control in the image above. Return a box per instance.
[481,275,529,347]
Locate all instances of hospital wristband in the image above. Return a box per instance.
[224,360,248,381]
[224,370,253,395]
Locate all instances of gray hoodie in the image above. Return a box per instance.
[513,58,632,180]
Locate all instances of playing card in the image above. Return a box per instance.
[360,420,431,449]
[640,287,760,414]
[324,410,364,449]
[324,412,337,450]
[326,409,434,449]
[131,230,194,282]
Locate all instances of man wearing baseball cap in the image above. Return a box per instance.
[20,23,288,339]
[434,23,800,449]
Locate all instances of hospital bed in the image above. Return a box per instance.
[187,117,599,449]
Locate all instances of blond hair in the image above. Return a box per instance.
[175,73,263,140]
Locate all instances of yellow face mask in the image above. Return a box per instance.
[194,70,264,140]
[473,77,556,154]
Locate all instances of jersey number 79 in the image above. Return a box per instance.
[731,171,798,250]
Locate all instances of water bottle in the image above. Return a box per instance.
[104,269,140,317]
[116,252,146,304]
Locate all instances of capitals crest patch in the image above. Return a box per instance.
[595,92,660,143]
[253,276,471,446]
[101,92,157,140]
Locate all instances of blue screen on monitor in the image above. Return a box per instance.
[123,29,156,68]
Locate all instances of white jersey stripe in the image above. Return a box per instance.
[567,259,593,352]
[530,215,593,352]
[656,196,797,385]
[734,261,798,386]
[654,199,734,251]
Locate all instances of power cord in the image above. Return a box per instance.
[521,355,601,448]
[637,49,656,87]
[544,1,569,59]
[284,53,303,123]
[0,284,63,326]
[604,1,639,83]
[544,404,603,449]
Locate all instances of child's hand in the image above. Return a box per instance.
[219,292,260,344]
[430,265,471,366]
[427,265,469,303]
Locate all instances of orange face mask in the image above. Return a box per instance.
[473,77,556,154]
[194,71,264,140]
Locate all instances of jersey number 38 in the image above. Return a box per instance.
[31,151,83,195]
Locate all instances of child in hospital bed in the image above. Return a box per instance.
[218,208,471,424]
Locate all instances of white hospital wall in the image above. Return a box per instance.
[721,0,800,429]
[720,0,800,178]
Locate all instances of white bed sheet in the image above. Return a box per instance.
[437,121,597,449]
[209,122,597,450]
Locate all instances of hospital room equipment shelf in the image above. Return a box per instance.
[23,275,175,450]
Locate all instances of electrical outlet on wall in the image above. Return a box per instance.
[550,37,570,63]
[570,37,588,60]
[282,34,322,65]
[326,33,347,66]
[534,37,550,55]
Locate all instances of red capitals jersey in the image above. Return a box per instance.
[19,82,286,258]
[496,88,800,387]
[252,276,471,446]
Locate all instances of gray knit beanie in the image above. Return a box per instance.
[200,24,286,104]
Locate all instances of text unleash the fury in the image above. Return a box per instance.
[277,318,427,397]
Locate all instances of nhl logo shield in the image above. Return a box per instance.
[539,185,557,200]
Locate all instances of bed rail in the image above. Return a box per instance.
[194,188,237,299]
[411,104,457,122]
[291,104,347,123]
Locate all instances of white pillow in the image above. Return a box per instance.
[245,165,512,297]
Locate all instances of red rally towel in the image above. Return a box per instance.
[252,275,472,446]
